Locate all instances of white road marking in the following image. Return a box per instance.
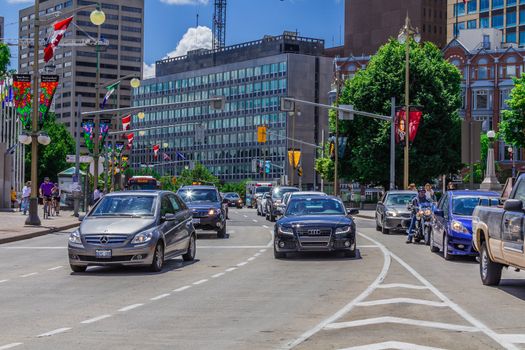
[37,327,72,337]
[358,245,380,248]
[247,257,256,261]
[198,245,268,249]
[325,316,479,333]
[212,272,225,278]
[225,267,237,272]
[173,285,191,292]
[377,283,428,290]
[243,215,248,218]
[0,246,65,250]
[497,334,525,343]
[236,262,248,267]
[254,253,261,257]
[193,279,208,285]
[356,298,447,308]
[20,272,37,278]
[0,343,23,350]
[150,293,170,301]
[118,303,143,312]
[81,315,111,324]
[0,280,8,284]
[338,341,447,350]
[47,266,63,271]
[252,219,258,223]
[263,225,269,229]
[259,249,267,253]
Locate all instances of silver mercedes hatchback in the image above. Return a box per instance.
[68,191,196,273]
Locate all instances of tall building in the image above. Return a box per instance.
[447,0,525,45]
[345,0,447,56]
[0,16,4,42]
[18,0,144,137]
[132,33,333,188]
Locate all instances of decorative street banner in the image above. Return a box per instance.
[395,108,424,144]
[100,122,110,144]
[115,142,125,156]
[13,74,32,129]
[82,121,95,153]
[338,136,348,158]
[39,75,59,125]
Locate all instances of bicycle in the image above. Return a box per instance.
[42,196,51,219]
[49,197,56,217]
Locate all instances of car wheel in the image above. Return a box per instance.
[430,229,439,252]
[381,222,389,235]
[70,264,86,273]
[480,242,502,286]
[149,242,164,272]
[274,244,286,259]
[443,235,453,261]
[269,211,276,222]
[217,223,227,238]
[182,234,196,261]
[375,215,381,231]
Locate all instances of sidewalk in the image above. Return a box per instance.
[355,209,375,220]
[0,209,84,244]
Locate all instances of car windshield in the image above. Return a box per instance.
[285,198,345,216]
[178,189,218,202]
[385,194,414,206]
[225,193,239,199]
[452,196,481,216]
[273,188,299,199]
[255,186,271,194]
[91,195,156,217]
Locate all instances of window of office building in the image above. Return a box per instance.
[507,30,517,43]
[520,9,525,25]
[468,19,477,29]
[480,0,490,11]
[520,30,525,45]
[493,14,504,28]
[492,0,504,9]
[508,0,517,5]
[467,0,477,13]
[507,11,517,26]
[454,2,465,16]
[454,22,466,35]
[480,17,490,28]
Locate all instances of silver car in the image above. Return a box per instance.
[375,190,416,234]
[68,191,196,273]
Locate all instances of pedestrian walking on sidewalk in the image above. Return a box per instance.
[93,187,102,205]
[22,181,31,215]
[10,187,17,210]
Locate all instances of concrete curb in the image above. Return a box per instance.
[0,222,80,245]
[355,214,375,220]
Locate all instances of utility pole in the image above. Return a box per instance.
[74,95,82,217]
[26,0,41,226]
[390,97,396,190]
[92,16,102,195]
[334,61,341,196]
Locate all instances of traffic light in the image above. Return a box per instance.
[329,140,335,160]
[265,160,271,174]
[257,126,267,143]
[297,166,303,177]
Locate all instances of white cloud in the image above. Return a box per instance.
[159,0,208,5]
[143,26,212,80]
[6,0,33,3]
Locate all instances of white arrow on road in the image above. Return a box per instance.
[338,341,447,350]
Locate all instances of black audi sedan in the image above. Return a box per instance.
[274,196,359,259]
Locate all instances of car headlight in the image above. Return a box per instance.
[385,210,397,217]
[424,209,432,216]
[451,220,469,233]
[208,209,216,216]
[335,226,351,234]
[131,229,155,244]
[69,230,82,244]
[278,226,294,235]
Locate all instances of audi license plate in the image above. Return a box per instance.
[95,249,112,259]
[192,218,201,224]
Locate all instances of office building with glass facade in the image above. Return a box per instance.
[131,33,333,187]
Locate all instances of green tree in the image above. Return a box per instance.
[175,162,219,188]
[317,39,462,188]
[25,113,75,182]
[0,43,10,77]
[500,76,525,148]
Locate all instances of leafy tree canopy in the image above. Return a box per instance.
[500,76,525,148]
[0,44,10,77]
[318,39,463,188]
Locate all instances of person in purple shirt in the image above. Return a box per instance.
[39,177,54,200]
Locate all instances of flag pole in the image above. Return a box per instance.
[455,0,459,39]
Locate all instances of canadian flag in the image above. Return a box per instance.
[122,115,131,131]
[153,144,160,160]
[43,16,74,63]
[126,133,134,150]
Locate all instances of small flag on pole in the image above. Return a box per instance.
[162,152,171,161]
[44,16,73,62]
[101,81,120,109]
[176,151,186,160]
[153,144,160,160]
[121,115,131,131]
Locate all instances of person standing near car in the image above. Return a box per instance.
[22,181,31,215]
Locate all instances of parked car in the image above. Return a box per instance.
[266,186,300,222]
[472,174,525,285]
[256,192,269,216]
[223,192,243,208]
[274,196,359,259]
[68,191,196,273]
[432,190,500,261]
[375,190,416,234]
[177,185,228,238]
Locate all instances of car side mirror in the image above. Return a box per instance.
[162,213,177,222]
[347,208,359,215]
[504,199,523,212]
[78,215,85,222]
[434,209,444,217]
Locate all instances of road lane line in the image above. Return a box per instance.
[263,225,269,229]
[48,266,63,271]
[198,245,268,249]
[225,267,237,272]
[193,279,208,285]
[356,298,447,308]
[20,272,38,278]
[150,293,170,301]
[0,246,65,250]
[173,285,191,292]
[338,340,448,350]
[236,262,248,267]
[325,316,479,333]
[358,245,380,248]
[377,283,428,290]
[247,257,256,261]
[243,215,248,218]
[0,280,8,284]
[81,315,111,324]
[497,334,525,343]
[259,249,267,253]
[283,232,391,349]
[252,219,258,223]
[0,343,23,350]
[212,272,225,278]
[37,328,71,337]
[254,253,261,257]
[118,304,143,312]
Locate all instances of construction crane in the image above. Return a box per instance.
[212,0,227,50]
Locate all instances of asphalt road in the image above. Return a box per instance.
[0,209,524,350]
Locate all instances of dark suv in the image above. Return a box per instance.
[177,185,227,238]
[266,186,300,222]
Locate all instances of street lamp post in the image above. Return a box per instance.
[508,146,516,179]
[397,15,420,190]
[480,130,501,190]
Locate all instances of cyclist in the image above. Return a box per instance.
[39,177,54,218]
[51,183,61,215]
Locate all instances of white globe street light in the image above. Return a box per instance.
[90,9,106,26]
[137,112,145,119]
[37,133,51,145]
[130,77,141,89]
[487,130,496,140]
[18,133,32,145]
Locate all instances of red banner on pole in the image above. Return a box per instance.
[13,74,32,129]
[39,75,59,125]
[395,108,423,144]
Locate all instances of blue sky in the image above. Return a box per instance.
[1,0,344,72]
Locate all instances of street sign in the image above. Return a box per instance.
[89,157,105,176]
[280,97,295,112]
[66,155,93,163]
[338,104,354,120]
